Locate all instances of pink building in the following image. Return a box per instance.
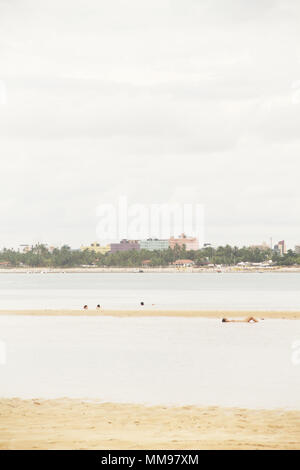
[110,239,140,253]
[169,233,199,251]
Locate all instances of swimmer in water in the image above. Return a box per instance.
[83,305,88,310]
[96,304,101,309]
[222,316,259,323]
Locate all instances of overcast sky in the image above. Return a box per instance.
[0,0,300,249]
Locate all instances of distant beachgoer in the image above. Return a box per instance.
[96,304,101,309]
[222,316,258,323]
[140,302,144,306]
[83,305,88,310]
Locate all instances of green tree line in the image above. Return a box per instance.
[0,244,299,267]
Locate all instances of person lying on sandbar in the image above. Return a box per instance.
[222,316,259,323]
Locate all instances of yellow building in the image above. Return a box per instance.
[80,242,110,255]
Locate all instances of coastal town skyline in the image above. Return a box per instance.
[3,235,296,255]
[1,232,298,252]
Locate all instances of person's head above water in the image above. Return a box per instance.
[221,318,228,322]
[96,304,101,308]
[140,301,144,306]
[83,305,88,309]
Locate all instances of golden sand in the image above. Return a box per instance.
[0,309,300,319]
[0,399,299,450]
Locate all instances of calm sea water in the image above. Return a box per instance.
[0,272,300,311]
[0,315,299,409]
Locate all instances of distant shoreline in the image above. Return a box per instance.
[1,309,300,319]
[1,266,300,274]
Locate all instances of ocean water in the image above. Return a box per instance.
[0,315,299,409]
[0,272,300,311]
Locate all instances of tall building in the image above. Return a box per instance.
[110,239,140,253]
[139,239,169,251]
[250,242,270,251]
[274,240,287,256]
[169,233,199,251]
[80,242,110,255]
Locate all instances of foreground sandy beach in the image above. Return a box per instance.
[1,309,300,319]
[0,399,299,450]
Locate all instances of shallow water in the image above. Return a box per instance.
[0,315,300,409]
[1,272,300,311]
